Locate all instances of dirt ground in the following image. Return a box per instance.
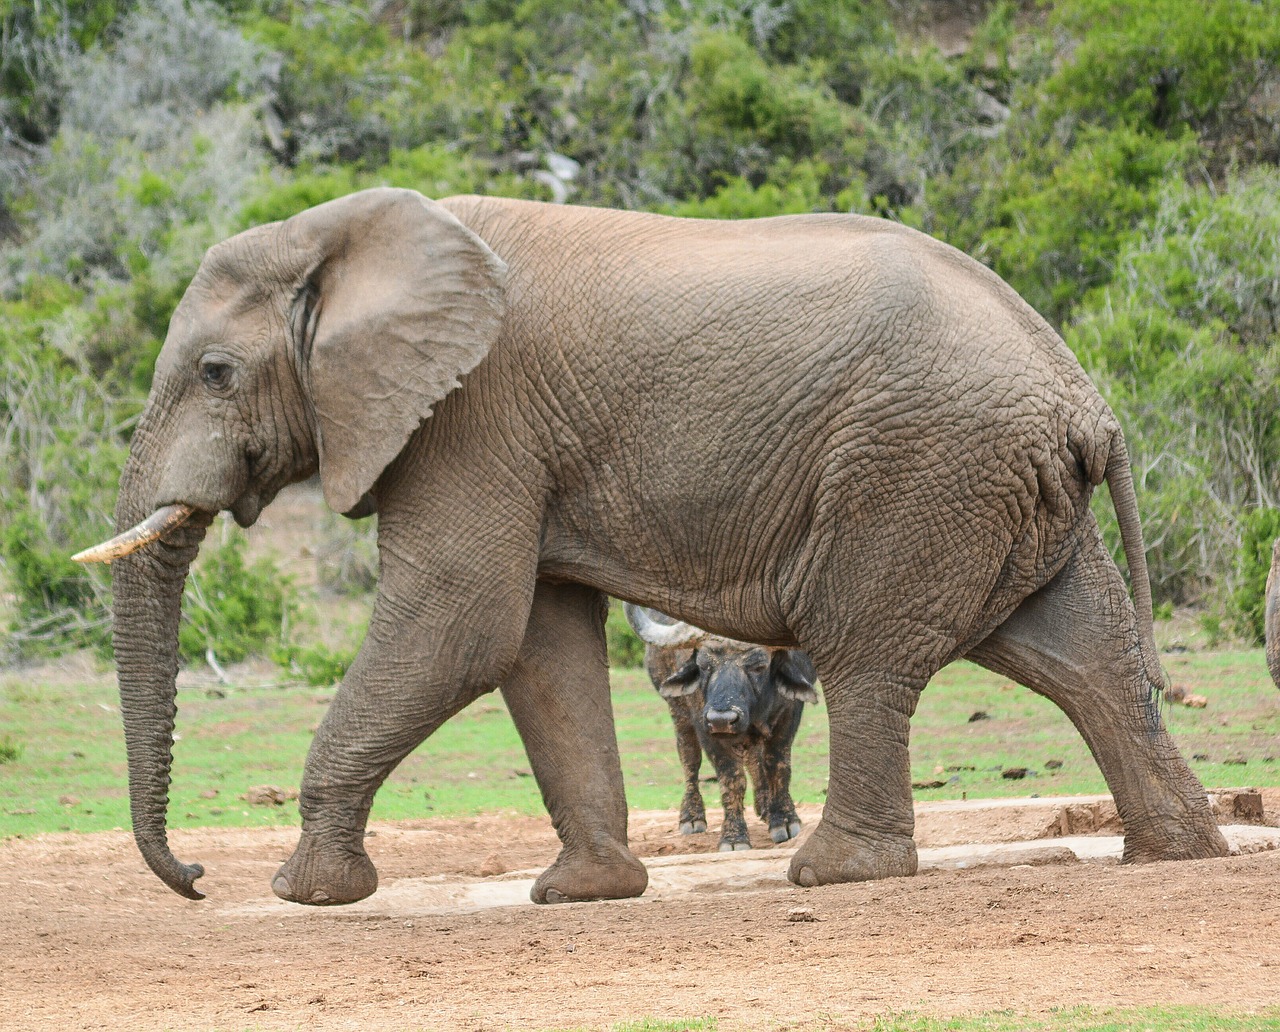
[4,794,1280,1032]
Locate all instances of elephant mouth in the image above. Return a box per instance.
[72,504,198,564]
[230,489,264,528]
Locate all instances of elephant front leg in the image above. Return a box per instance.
[789,674,921,886]
[272,644,497,905]
[272,562,536,906]
[502,583,648,904]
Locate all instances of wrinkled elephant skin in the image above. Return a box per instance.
[91,189,1228,905]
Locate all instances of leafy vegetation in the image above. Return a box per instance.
[4,0,1280,664]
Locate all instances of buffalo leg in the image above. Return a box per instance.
[701,734,751,851]
[668,699,708,834]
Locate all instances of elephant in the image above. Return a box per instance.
[75,187,1229,906]
[625,603,817,850]
[1265,539,1280,686]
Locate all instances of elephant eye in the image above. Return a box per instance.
[199,359,234,392]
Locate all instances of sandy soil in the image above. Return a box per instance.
[4,795,1280,1032]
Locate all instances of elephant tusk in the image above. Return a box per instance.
[72,504,196,564]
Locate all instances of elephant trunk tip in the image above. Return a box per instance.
[136,839,206,900]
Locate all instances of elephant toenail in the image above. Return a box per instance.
[544,888,568,904]
[271,874,292,900]
[797,866,818,887]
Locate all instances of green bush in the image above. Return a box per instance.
[1230,508,1280,644]
[1046,0,1280,157]
[605,599,644,669]
[179,528,297,667]
[274,640,358,686]
[1068,171,1280,608]
[0,734,21,764]
[0,334,125,658]
[976,126,1195,324]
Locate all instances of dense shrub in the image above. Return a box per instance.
[1230,508,1280,644]
[1046,0,1280,159]
[605,600,644,669]
[1069,170,1280,605]
[179,526,297,666]
[0,330,124,657]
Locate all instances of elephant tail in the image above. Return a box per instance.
[1102,433,1167,695]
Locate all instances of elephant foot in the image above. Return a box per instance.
[272,833,378,906]
[531,843,648,904]
[1119,815,1229,865]
[769,818,803,844]
[788,819,917,887]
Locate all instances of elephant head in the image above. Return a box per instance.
[75,189,506,898]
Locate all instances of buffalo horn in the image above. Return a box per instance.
[623,603,706,648]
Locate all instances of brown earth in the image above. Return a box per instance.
[4,795,1280,1032]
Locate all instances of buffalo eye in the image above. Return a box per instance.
[199,358,235,393]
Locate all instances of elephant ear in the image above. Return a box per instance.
[285,188,507,515]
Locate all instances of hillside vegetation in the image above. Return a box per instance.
[3,0,1280,667]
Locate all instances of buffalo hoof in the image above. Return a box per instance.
[272,840,377,906]
[770,819,802,844]
[531,845,648,904]
[679,820,708,835]
[788,819,916,887]
[718,840,751,852]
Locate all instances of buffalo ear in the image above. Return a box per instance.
[659,655,702,699]
[775,651,819,704]
[286,188,506,515]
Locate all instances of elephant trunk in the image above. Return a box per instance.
[110,446,212,899]
[1265,538,1280,689]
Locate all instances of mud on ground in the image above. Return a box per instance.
[3,796,1280,1031]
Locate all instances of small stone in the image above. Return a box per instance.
[199,789,219,799]
[912,779,946,789]
[58,795,79,806]
[1182,694,1209,709]
[1044,759,1063,770]
[243,785,296,806]
[1192,753,1210,762]
[787,906,818,922]
[1223,757,1248,766]
[968,711,990,722]
[479,852,507,877]
[1001,767,1028,780]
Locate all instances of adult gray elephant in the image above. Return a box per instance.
[76,188,1228,906]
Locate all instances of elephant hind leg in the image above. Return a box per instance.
[502,582,648,904]
[787,668,923,887]
[967,519,1227,863]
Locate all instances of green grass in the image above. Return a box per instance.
[2,651,1278,838]
[852,1006,1280,1031]
[543,1008,1280,1031]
